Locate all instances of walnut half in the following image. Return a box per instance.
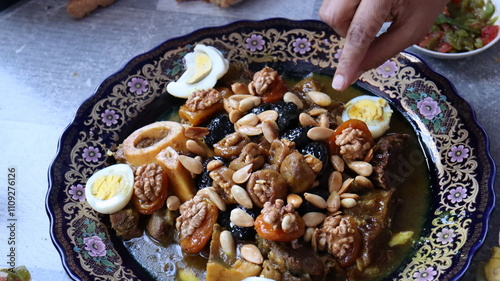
[260,199,300,234]
[312,214,361,267]
[248,67,279,96]
[134,163,165,204]
[176,196,208,238]
[185,88,223,112]
[213,132,251,159]
[335,127,372,161]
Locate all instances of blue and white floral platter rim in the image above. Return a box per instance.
[45,18,495,281]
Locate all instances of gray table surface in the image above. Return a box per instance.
[0,0,498,280]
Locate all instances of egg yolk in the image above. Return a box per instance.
[186,52,213,84]
[91,174,125,200]
[347,99,386,122]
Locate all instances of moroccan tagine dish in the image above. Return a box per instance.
[46,19,495,281]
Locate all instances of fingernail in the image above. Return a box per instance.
[332,74,345,90]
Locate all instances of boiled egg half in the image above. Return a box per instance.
[341,95,393,139]
[85,164,134,214]
[167,44,229,98]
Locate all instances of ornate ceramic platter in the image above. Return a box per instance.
[46,18,495,280]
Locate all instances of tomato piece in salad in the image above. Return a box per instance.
[418,31,444,51]
[418,0,498,53]
[437,42,453,53]
[481,25,499,45]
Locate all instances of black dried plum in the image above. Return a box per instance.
[241,206,260,219]
[273,101,300,132]
[300,141,329,175]
[217,204,236,229]
[307,187,330,200]
[230,206,260,242]
[296,187,329,215]
[204,114,235,147]
[296,198,327,216]
[281,125,313,149]
[250,102,274,115]
[196,156,227,189]
[218,205,259,242]
[230,223,256,242]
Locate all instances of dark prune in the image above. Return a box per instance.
[217,204,236,229]
[250,102,274,115]
[196,156,227,189]
[273,101,300,132]
[229,206,260,242]
[300,141,329,176]
[281,125,313,149]
[296,198,326,216]
[204,114,235,147]
[296,187,329,216]
[218,205,259,242]
[230,223,255,242]
[241,206,260,219]
[307,186,330,200]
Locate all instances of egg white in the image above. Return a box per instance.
[341,95,393,139]
[166,44,229,98]
[85,164,135,214]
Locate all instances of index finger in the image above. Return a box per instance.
[332,0,391,90]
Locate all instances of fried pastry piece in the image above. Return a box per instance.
[67,0,117,19]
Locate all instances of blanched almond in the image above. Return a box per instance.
[307,127,334,141]
[178,155,203,175]
[186,139,206,157]
[307,91,332,107]
[304,193,327,209]
[302,212,326,228]
[230,208,254,227]
[328,170,343,193]
[299,113,319,127]
[257,110,278,122]
[231,185,253,209]
[232,163,253,184]
[347,161,373,177]
[241,244,263,264]
[262,120,279,143]
[283,92,303,109]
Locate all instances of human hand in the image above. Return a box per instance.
[319,0,448,90]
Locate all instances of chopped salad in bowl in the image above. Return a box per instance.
[414,0,499,58]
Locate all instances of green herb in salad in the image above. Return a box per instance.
[418,0,499,53]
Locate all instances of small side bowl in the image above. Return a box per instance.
[413,0,500,59]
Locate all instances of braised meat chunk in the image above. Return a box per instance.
[370,133,410,189]
[257,237,327,281]
[109,206,142,240]
[343,189,398,279]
